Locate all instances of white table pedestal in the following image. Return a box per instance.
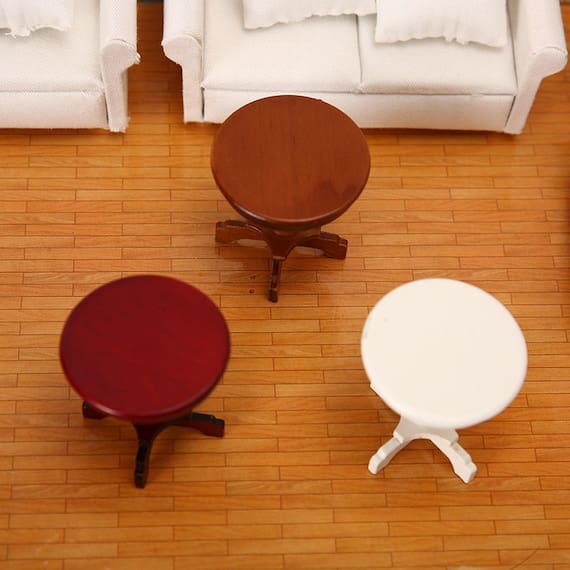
[368,417,477,483]
[361,278,527,483]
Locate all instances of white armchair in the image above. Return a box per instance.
[0,0,139,132]
[161,0,567,133]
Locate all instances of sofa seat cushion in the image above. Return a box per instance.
[358,14,517,95]
[0,0,102,93]
[203,0,361,93]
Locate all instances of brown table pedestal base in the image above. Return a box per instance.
[82,402,224,488]
[216,219,348,302]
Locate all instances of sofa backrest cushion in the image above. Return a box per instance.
[375,0,508,48]
[243,0,375,29]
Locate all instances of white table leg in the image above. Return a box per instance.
[428,432,477,483]
[368,417,416,474]
[368,436,406,474]
[368,417,477,483]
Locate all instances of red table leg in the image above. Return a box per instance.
[133,412,225,488]
[81,402,224,488]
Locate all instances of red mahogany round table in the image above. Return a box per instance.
[211,95,370,302]
[59,275,230,488]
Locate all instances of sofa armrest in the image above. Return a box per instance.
[162,0,205,122]
[505,0,568,134]
[99,0,140,132]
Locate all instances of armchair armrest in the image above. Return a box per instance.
[505,0,568,134]
[162,0,205,122]
[99,0,140,132]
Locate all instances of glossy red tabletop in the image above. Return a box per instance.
[60,275,230,424]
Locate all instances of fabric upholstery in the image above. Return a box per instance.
[375,0,508,47]
[359,14,517,95]
[203,0,361,93]
[505,0,568,133]
[203,90,514,131]
[0,0,73,37]
[161,0,568,133]
[162,0,204,122]
[0,91,107,129]
[0,0,100,92]
[0,0,139,131]
[242,0,375,29]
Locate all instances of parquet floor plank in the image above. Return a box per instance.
[0,3,568,569]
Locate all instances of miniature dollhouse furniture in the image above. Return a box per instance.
[0,0,139,131]
[59,275,229,488]
[361,278,527,483]
[161,0,567,133]
[212,95,370,301]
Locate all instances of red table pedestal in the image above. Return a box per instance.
[60,275,230,488]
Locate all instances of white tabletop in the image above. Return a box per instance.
[361,279,527,429]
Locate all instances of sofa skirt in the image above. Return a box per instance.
[0,91,108,130]
[202,90,515,132]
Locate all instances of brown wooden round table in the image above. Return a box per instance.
[211,95,370,301]
[59,275,230,488]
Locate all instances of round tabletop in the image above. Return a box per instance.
[211,95,370,231]
[361,279,527,430]
[60,275,230,424]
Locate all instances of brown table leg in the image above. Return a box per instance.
[216,219,350,301]
[216,219,295,302]
[215,220,265,244]
[298,231,348,259]
[269,257,284,302]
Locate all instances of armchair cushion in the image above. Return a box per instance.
[243,0,375,29]
[375,0,508,47]
[0,0,73,37]
[0,0,99,92]
[0,0,138,131]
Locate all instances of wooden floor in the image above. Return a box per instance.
[1,4,569,569]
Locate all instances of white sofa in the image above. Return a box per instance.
[0,0,139,132]
[162,0,568,133]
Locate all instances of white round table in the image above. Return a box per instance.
[361,278,527,483]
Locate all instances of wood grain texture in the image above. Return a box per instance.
[0,3,569,569]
